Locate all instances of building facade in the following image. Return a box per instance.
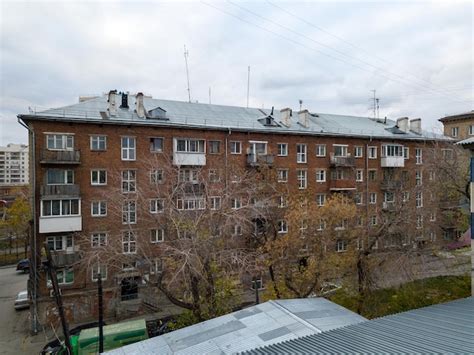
[19,91,454,326]
[0,143,29,186]
[439,111,474,141]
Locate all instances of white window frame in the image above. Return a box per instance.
[316,193,326,207]
[210,196,221,210]
[46,134,74,151]
[333,144,348,157]
[150,229,165,243]
[231,198,242,210]
[91,201,107,217]
[41,199,80,217]
[149,198,164,214]
[150,169,164,184]
[356,169,364,182]
[316,144,326,157]
[175,138,205,153]
[354,146,363,158]
[336,240,348,252]
[368,146,377,159]
[46,235,74,252]
[209,140,221,154]
[90,135,107,151]
[277,220,288,234]
[150,137,164,153]
[47,268,74,286]
[451,127,459,138]
[122,170,136,193]
[316,169,326,182]
[91,169,107,186]
[91,232,107,248]
[297,169,307,189]
[277,143,288,157]
[415,148,423,165]
[230,141,241,154]
[122,231,137,254]
[91,264,107,282]
[122,200,137,224]
[121,136,136,161]
[369,192,377,204]
[415,192,423,208]
[415,171,423,186]
[403,147,409,160]
[46,169,74,185]
[296,144,307,163]
[277,169,288,183]
[355,193,363,205]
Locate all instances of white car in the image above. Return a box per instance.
[14,290,29,310]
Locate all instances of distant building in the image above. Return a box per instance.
[439,110,474,141]
[0,143,29,186]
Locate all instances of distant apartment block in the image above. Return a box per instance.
[439,111,474,141]
[0,143,29,186]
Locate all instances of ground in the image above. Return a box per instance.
[0,266,45,355]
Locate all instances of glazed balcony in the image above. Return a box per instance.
[330,153,355,167]
[40,149,81,165]
[40,184,80,199]
[381,156,405,168]
[246,154,274,167]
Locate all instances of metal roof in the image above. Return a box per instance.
[20,94,449,141]
[242,297,474,354]
[456,137,474,146]
[105,298,366,355]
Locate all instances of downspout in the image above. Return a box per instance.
[225,128,231,189]
[365,138,371,242]
[18,116,38,334]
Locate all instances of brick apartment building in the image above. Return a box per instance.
[439,110,474,141]
[18,91,454,326]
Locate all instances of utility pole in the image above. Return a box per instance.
[44,244,72,354]
[98,272,104,354]
[246,66,250,108]
[184,45,191,103]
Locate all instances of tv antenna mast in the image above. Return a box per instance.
[371,90,380,119]
[184,45,191,103]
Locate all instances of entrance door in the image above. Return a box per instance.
[121,277,139,301]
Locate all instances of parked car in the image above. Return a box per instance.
[14,290,29,310]
[16,259,29,273]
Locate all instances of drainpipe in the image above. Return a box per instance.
[225,128,231,189]
[18,116,39,334]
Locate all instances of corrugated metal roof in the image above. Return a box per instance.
[20,94,449,141]
[456,137,474,145]
[105,298,366,355]
[242,297,474,354]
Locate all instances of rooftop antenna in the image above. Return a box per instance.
[184,45,191,103]
[371,89,376,119]
[246,66,250,108]
[299,99,303,111]
[376,98,380,119]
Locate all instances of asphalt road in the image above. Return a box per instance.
[0,266,44,355]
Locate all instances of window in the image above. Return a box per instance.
[296,144,307,163]
[381,144,403,157]
[278,220,288,234]
[442,149,453,160]
[122,200,137,224]
[46,134,74,150]
[415,148,423,164]
[354,146,363,158]
[232,224,242,236]
[416,215,423,229]
[403,147,409,160]
[316,193,326,206]
[384,192,395,203]
[415,171,422,186]
[430,231,436,242]
[91,233,107,247]
[150,229,165,243]
[368,170,377,181]
[369,193,377,204]
[430,212,436,222]
[90,135,107,151]
[41,199,80,216]
[121,137,136,160]
[122,170,136,192]
[336,240,348,252]
[277,143,288,156]
[470,125,474,136]
[47,268,74,286]
[356,169,364,182]
[370,215,378,226]
[451,127,459,137]
[209,140,221,154]
[402,192,410,202]
[122,231,136,254]
[179,169,199,183]
[91,169,107,186]
[92,264,107,281]
[316,169,326,182]
[333,145,348,157]
[47,169,73,185]
[46,235,73,252]
[354,193,363,205]
[150,137,164,152]
[176,138,205,153]
[278,195,288,208]
[231,198,242,210]
[150,199,164,213]
[122,261,137,271]
[150,169,164,184]
[277,169,288,183]
[210,196,221,210]
[176,197,206,210]
[317,219,326,231]
[297,170,307,189]
[368,146,377,159]
[230,141,241,154]
[415,192,423,208]
[209,169,220,182]
[91,201,107,217]
[316,144,326,157]
[150,259,163,275]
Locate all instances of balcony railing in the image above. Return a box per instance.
[381,156,405,168]
[40,149,81,164]
[246,154,274,167]
[380,180,402,190]
[40,184,80,198]
[382,202,396,211]
[51,251,81,267]
[330,153,355,167]
[329,179,356,190]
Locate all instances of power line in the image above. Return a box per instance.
[223,0,470,104]
[265,0,471,98]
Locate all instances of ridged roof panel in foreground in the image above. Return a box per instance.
[242,297,474,354]
[19,94,449,141]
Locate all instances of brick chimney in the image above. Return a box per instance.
[298,109,310,128]
[410,118,422,134]
[107,90,118,117]
[135,92,145,118]
[280,108,292,127]
[396,117,409,133]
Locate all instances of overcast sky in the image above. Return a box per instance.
[0,0,472,145]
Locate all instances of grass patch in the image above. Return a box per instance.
[329,275,471,319]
